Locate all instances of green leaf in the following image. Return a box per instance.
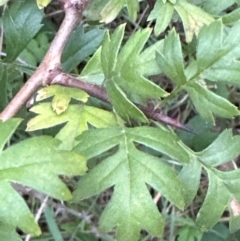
[100,0,139,23]
[178,159,201,207]
[174,0,214,42]
[196,21,240,84]
[0,118,22,152]
[80,47,104,84]
[44,207,64,241]
[222,8,240,25]
[139,40,164,76]
[27,103,117,150]
[197,129,240,167]
[73,126,191,240]
[36,86,89,114]
[156,29,186,85]
[62,26,105,72]
[147,0,174,35]
[0,120,87,235]
[184,81,240,124]
[37,0,52,9]
[0,222,22,241]
[101,24,168,121]
[196,170,230,231]
[3,0,44,62]
[101,24,125,78]
[19,32,49,66]
[106,80,148,123]
[203,0,234,15]
[84,0,110,21]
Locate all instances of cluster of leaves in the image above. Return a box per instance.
[2,0,240,240]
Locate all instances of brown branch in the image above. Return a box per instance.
[51,71,193,132]
[0,0,90,121]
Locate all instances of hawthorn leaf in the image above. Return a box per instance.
[84,0,110,21]
[19,32,49,67]
[101,24,125,78]
[80,47,104,84]
[184,81,240,124]
[73,126,191,240]
[196,169,234,231]
[178,159,201,207]
[106,80,148,123]
[156,29,186,85]
[114,27,168,102]
[100,0,139,23]
[0,120,87,235]
[36,0,52,9]
[174,0,214,42]
[195,130,240,231]
[147,0,174,35]
[197,129,240,167]
[101,24,168,121]
[62,26,105,72]
[0,222,22,241]
[139,40,163,76]
[27,103,117,150]
[36,86,89,114]
[196,22,240,84]
[222,8,240,26]
[3,0,44,62]
[203,0,234,15]
[0,118,22,152]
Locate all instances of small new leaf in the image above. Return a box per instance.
[36,0,52,9]
[37,86,89,114]
[27,103,117,150]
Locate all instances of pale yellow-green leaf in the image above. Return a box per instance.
[36,0,52,9]
[174,0,214,42]
[36,86,89,114]
[27,103,117,150]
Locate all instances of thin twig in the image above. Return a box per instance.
[25,196,49,241]
[51,71,193,132]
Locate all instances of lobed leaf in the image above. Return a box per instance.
[147,0,174,35]
[174,0,214,42]
[0,120,87,236]
[101,24,168,121]
[100,0,139,23]
[27,103,117,150]
[156,29,186,85]
[36,85,89,114]
[197,129,240,167]
[73,126,193,240]
[184,82,240,124]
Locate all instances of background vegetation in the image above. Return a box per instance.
[1,0,240,240]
